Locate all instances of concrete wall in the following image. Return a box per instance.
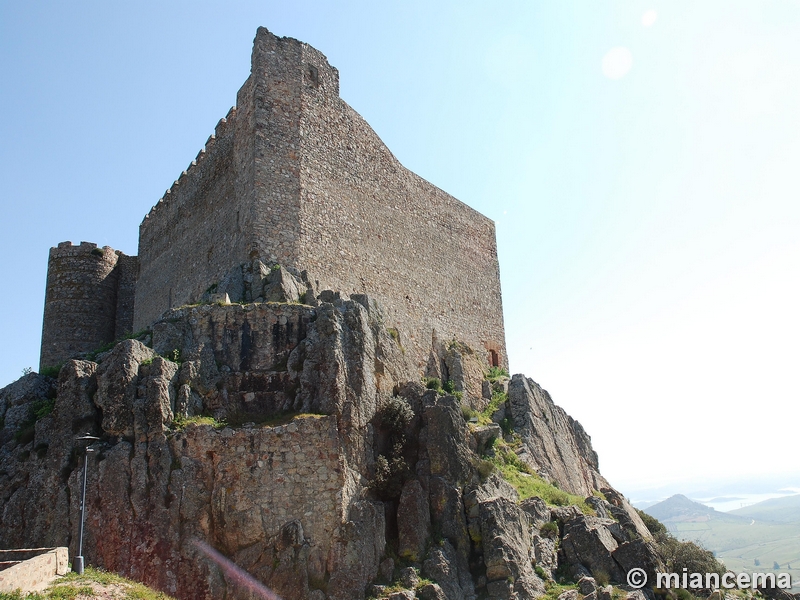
[40,242,137,369]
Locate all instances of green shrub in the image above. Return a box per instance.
[39,364,63,378]
[172,415,226,430]
[461,405,477,421]
[371,449,409,500]
[441,379,456,394]
[377,397,414,435]
[163,348,182,364]
[656,533,725,581]
[424,377,441,391]
[594,570,610,587]
[473,457,495,480]
[636,508,667,536]
[540,521,559,538]
[486,366,509,381]
[32,397,55,420]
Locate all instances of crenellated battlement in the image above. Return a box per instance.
[144,107,238,224]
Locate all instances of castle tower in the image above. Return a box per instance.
[40,242,137,369]
[135,27,507,370]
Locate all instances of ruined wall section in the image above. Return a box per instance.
[294,44,507,369]
[40,243,136,369]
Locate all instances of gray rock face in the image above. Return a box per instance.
[95,339,157,437]
[0,373,55,432]
[601,487,655,541]
[443,342,487,411]
[561,515,625,582]
[520,496,550,529]
[398,480,430,562]
[421,395,472,485]
[472,423,501,455]
[478,496,546,599]
[0,294,668,600]
[418,583,447,600]
[508,375,609,496]
[533,534,558,578]
[422,540,475,600]
[215,259,312,305]
[611,539,665,589]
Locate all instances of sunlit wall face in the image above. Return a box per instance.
[0,1,798,497]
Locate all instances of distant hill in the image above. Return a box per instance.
[644,494,800,588]
[645,494,748,524]
[730,494,800,523]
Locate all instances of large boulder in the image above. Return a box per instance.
[508,375,609,496]
[560,515,625,582]
[94,339,157,437]
[478,496,546,599]
[422,540,475,600]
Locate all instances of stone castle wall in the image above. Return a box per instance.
[133,27,506,370]
[134,108,251,329]
[174,415,347,578]
[40,242,137,369]
[295,40,505,369]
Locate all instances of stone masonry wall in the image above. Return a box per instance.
[294,39,506,369]
[170,416,346,578]
[113,252,138,339]
[134,109,250,330]
[40,242,136,369]
[133,27,506,370]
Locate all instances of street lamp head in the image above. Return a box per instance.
[76,433,100,443]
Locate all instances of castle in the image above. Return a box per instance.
[40,27,506,374]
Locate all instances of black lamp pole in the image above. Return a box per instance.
[74,433,99,575]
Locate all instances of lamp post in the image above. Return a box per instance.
[74,433,99,575]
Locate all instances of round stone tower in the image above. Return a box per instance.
[40,242,122,369]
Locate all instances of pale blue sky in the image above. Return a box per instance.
[1,1,798,498]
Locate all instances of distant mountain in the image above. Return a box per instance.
[729,494,800,523]
[645,494,748,524]
[644,493,800,587]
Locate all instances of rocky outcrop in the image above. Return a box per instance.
[508,375,609,497]
[1,292,661,600]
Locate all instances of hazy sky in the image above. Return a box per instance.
[1,1,798,499]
